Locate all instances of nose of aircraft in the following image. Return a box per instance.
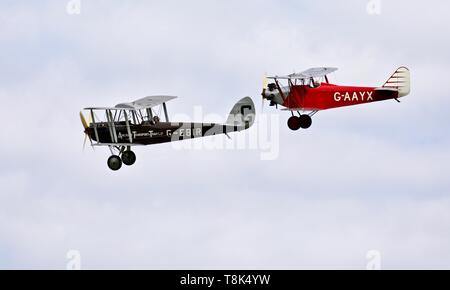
[261,79,276,101]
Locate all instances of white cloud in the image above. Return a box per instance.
[0,0,449,269]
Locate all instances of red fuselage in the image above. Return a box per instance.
[280,83,399,111]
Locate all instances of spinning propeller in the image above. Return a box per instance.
[79,112,94,151]
[261,73,268,112]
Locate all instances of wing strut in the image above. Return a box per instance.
[146,108,153,121]
[123,110,133,143]
[274,79,286,100]
[90,109,99,142]
[106,109,118,143]
[163,102,169,122]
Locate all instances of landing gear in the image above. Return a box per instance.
[106,146,137,170]
[121,150,136,166]
[299,114,312,129]
[288,116,301,131]
[287,114,313,131]
[107,155,122,171]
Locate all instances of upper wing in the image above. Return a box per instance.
[115,95,177,109]
[268,67,338,80]
[298,67,338,78]
[84,96,178,111]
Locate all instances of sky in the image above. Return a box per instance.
[0,0,450,269]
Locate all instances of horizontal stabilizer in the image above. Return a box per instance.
[374,87,398,92]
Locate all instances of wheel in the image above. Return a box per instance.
[107,155,122,171]
[287,116,301,131]
[299,114,312,129]
[121,150,136,166]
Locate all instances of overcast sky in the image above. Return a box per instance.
[1,0,450,269]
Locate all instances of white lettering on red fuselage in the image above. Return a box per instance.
[333,91,373,102]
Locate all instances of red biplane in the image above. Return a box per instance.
[262,67,410,130]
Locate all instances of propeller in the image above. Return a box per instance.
[261,73,268,112]
[83,133,90,151]
[80,111,94,151]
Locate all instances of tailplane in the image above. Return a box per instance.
[226,97,256,129]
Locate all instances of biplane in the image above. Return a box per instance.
[262,67,410,130]
[80,96,255,170]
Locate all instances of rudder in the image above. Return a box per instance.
[383,67,410,97]
[226,97,255,128]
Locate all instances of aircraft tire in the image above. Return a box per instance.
[287,116,301,131]
[299,115,312,129]
[107,155,122,171]
[122,150,136,166]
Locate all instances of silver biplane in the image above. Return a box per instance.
[80,96,255,170]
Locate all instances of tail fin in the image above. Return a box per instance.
[226,97,255,128]
[383,67,410,97]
